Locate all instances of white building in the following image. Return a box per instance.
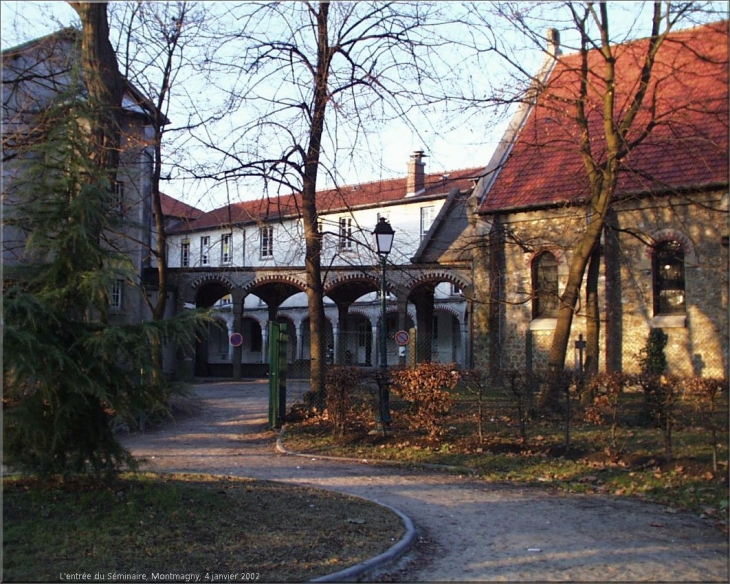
[166,152,482,376]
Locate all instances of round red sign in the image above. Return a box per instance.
[229,332,243,347]
[394,330,410,346]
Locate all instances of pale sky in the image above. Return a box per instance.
[2,1,725,211]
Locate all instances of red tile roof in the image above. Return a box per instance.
[480,20,729,214]
[173,166,483,233]
[160,193,203,220]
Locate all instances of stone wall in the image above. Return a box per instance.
[472,190,728,382]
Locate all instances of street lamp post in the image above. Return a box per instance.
[373,217,395,432]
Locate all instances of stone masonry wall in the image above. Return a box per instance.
[472,190,728,383]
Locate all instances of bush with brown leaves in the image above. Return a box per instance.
[390,363,461,441]
[325,366,362,439]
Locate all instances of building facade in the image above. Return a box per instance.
[2,28,162,328]
[470,21,729,384]
[165,153,481,377]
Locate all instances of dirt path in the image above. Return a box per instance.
[120,381,728,582]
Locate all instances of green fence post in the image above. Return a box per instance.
[268,321,288,429]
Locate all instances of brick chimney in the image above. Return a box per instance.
[546,28,560,57]
[406,150,427,196]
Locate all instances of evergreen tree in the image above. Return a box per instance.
[3,90,209,479]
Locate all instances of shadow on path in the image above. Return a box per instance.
[121,382,729,582]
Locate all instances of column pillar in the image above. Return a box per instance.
[262,321,269,364]
[412,285,435,364]
[296,320,305,360]
[336,302,351,365]
[231,291,245,380]
[371,313,379,367]
[396,292,409,366]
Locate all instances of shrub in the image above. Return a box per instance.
[390,363,461,441]
[325,366,362,439]
[682,377,727,472]
[461,370,489,445]
[583,372,629,455]
[639,329,668,376]
[505,370,532,443]
[637,329,669,426]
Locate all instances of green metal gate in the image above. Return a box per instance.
[268,321,288,428]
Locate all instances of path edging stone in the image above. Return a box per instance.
[277,426,418,582]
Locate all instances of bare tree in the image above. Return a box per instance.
[109,2,217,313]
[468,1,727,408]
[188,1,486,397]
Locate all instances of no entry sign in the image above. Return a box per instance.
[394,330,410,346]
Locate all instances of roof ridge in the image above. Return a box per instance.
[196,165,484,217]
[1,27,79,57]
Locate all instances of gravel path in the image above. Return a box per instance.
[120,381,729,582]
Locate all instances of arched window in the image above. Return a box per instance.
[653,240,685,315]
[532,251,559,318]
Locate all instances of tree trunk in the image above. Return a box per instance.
[302,1,332,401]
[580,245,601,404]
[540,207,605,409]
[68,2,125,176]
[584,245,601,378]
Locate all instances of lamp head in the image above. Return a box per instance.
[373,217,395,256]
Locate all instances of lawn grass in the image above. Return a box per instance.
[3,472,405,583]
[283,378,729,530]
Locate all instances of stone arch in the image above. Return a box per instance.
[324,273,380,295]
[434,304,463,321]
[324,273,384,307]
[346,308,373,321]
[646,228,698,265]
[190,273,237,292]
[242,274,307,294]
[408,270,470,296]
[522,247,568,281]
[407,270,467,365]
[193,278,234,309]
[432,306,464,364]
[243,274,307,312]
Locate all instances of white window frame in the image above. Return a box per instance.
[339,216,353,250]
[181,240,190,268]
[420,206,435,240]
[113,180,124,215]
[260,226,274,259]
[221,233,232,264]
[240,229,246,265]
[110,279,123,310]
[200,236,210,266]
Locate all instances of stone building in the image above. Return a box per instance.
[2,28,164,328]
[469,21,728,384]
